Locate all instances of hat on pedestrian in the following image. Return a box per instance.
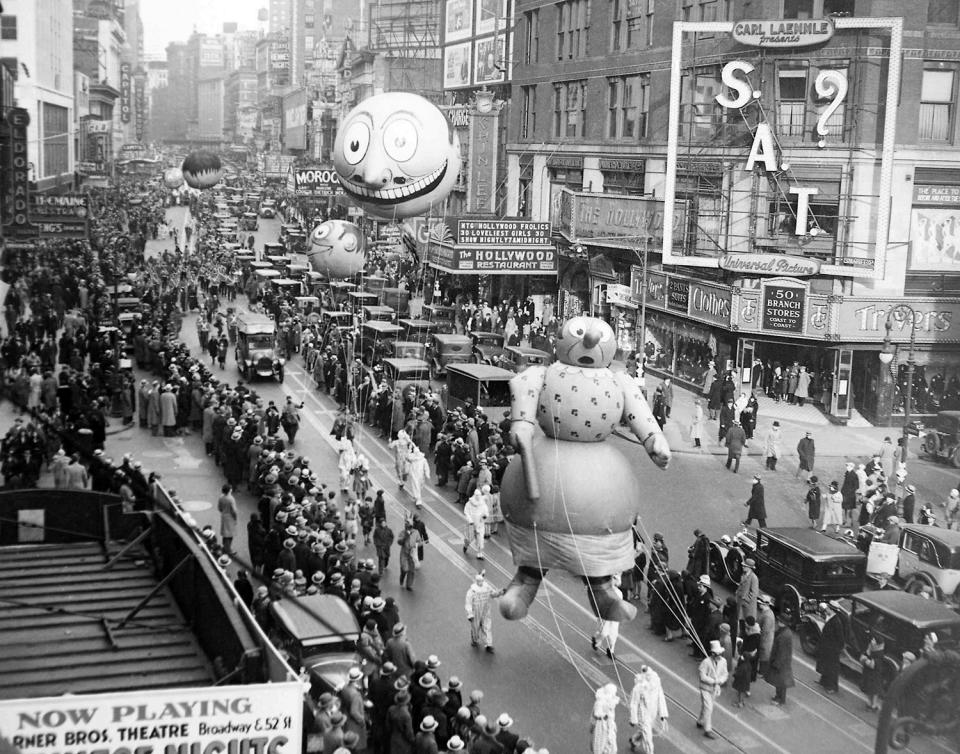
[217,555,231,568]
[328,711,345,727]
[335,541,348,553]
[392,623,406,636]
[744,558,756,569]
[317,692,336,709]
[446,736,465,751]
[426,654,441,670]
[447,676,462,689]
[709,640,723,655]
[371,596,385,611]
[329,572,344,585]
[828,600,842,611]
[485,719,499,735]
[285,525,298,537]
[347,666,363,683]
[698,574,711,587]
[381,661,396,676]
[394,690,411,705]
[419,673,437,689]
[469,689,484,703]
[887,515,900,524]
[497,714,514,728]
[311,571,325,585]
[772,421,780,427]
[809,475,818,484]
[283,538,296,549]
[905,484,916,492]
[419,716,438,733]
[758,593,773,606]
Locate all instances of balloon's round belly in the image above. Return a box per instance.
[501,435,642,534]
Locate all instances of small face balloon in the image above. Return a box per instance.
[555,316,618,368]
[306,220,366,278]
[333,92,461,220]
[163,167,184,189]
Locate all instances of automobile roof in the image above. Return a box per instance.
[269,594,359,642]
[433,333,473,343]
[505,345,551,356]
[759,527,866,558]
[447,363,515,381]
[851,590,960,627]
[361,321,403,333]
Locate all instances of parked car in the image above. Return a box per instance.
[380,357,431,405]
[921,410,960,467]
[858,523,960,609]
[385,340,428,361]
[471,331,507,365]
[427,333,473,380]
[421,303,457,334]
[799,591,960,691]
[268,593,360,700]
[398,318,436,344]
[753,527,867,623]
[357,321,403,366]
[259,200,277,218]
[498,345,553,373]
[240,212,259,231]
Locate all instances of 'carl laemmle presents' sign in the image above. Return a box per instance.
[733,18,835,48]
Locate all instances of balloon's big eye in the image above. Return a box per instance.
[343,122,370,165]
[313,225,331,240]
[342,235,358,252]
[383,119,419,162]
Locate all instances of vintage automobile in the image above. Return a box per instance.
[753,527,867,623]
[857,523,960,609]
[272,277,303,299]
[398,318,436,343]
[799,591,960,692]
[263,241,285,256]
[921,410,960,467]
[385,340,428,361]
[364,275,389,296]
[268,593,360,702]
[446,363,514,416]
[259,199,277,218]
[470,331,507,365]
[326,281,357,308]
[380,357,431,405]
[498,345,553,373]
[361,305,396,323]
[379,287,411,318]
[357,321,403,366]
[709,527,758,587]
[421,303,457,334]
[346,290,380,314]
[427,333,473,380]
[235,312,285,381]
[239,212,259,231]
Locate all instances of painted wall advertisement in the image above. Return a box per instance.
[558,190,687,250]
[292,165,340,196]
[0,684,304,754]
[119,63,132,123]
[910,184,960,272]
[443,42,471,89]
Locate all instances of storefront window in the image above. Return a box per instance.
[643,311,720,384]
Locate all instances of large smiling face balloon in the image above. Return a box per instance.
[333,92,461,220]
[306,220,367,278]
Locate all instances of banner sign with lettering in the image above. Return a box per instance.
[135,75,145,141]
[467,112,498,214]
[30,194,89,239]
[293,166,341,196]
[426,243,556,275]
[631,268,732,327]
[835,298,960,344]
[120,63,131,123]
[2,108,32,233]
[0,683,303,754]
[455,219,550,246]
[558,190,688,250]
[761,283,806,333]
[720,252,821,277]
[732,18,835,48]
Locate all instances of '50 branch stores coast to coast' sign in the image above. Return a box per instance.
[0,684,303,754]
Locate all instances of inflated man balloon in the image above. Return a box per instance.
[333,92,461,220]
[305,220,366,279]
[499,316,672,623]
[163,167,184,189]
[181,150,223,190]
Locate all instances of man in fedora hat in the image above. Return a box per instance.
[765,608,795,706]
[339,666,367,750]
[495,713,519,752]
[387,690,415,752]
[743,474,767,528]
[384,622,416,677]
[368,663,396,754]
[735,557,759,636]
[414,715,439,753]
[697,639,728,739]
[816,601,846,694]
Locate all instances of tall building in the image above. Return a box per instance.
[150,41,190,141]
[503,0,960,427]
[3,0,76,192]
[270,0,292,35]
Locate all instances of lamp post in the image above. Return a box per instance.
[877,304,917,462]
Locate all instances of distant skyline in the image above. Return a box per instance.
[140,0,267,55]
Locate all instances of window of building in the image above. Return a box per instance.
[611,0,623,50]
[524,9,540,64]
[784,0,854,17]
[556,0,590,61]
[521,85,537,139]
[677,168,724,256]
[777,61,808,138]
[783,0,814,17]
[928,0,958,24]
[0,15,16,40]
[681,67,723,142]
[646,0,654,46]
[700,0,718,21]
[920,66,956,142]
[554,80,587,137]
[42,102,69,178]
[767,172,841,257]
[607,73,649,139]
[602,165,645,194]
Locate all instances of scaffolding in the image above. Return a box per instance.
[365,0,443,100]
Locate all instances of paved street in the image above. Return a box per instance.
[18,206,953,754]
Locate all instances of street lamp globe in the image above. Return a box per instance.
[878,343,895,365]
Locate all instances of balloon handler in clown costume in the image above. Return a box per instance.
[499,316,671,623]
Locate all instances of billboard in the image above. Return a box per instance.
[283,89,308,151]
[445,0,472,41]
[444,43,471,88]
[474,34,507,85]
[30,194,89,240]
[135,75,145,141]
[2,108,31,233]
[292,165,340,196]
[475,0,507,36]
[0,684,303,754]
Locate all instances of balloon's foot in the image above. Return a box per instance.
[587,578,638,622]
[499,569,542,620]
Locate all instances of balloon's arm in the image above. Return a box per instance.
[509,366,547,501]
[614,372,671,470]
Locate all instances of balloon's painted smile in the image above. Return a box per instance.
[339,163,448,205]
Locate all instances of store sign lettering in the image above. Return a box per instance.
[4,108,31,230]
[689,283,731,325]
[732,18,835,48]
[720,252,820,277]
[853,303,952,333]
[667,278,689,312]
[762,284,805,333]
